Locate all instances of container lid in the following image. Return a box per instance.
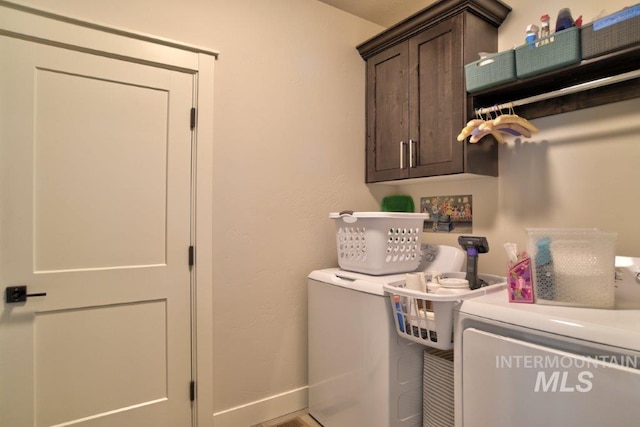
[439,278,470,289]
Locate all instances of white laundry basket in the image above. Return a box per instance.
[384,273,506,350]
[330,211,428,275]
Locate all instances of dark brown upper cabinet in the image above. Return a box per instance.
[358,0,511,183]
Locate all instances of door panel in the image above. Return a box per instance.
[34,67,169,272]
[35,301,167,426]
[0,37,193,426]
[366,43,409,182]
[409,16,464,177]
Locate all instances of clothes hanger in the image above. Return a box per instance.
[479,105,533,138]
[481,120,532,138]
[473,104,539,140]
[468,108,504,144]
[457,116,485,142]
[458,109,499,142]
[458,103,538,143]
[491,105,539,133]
[469,126,505,143]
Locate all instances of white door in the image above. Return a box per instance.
[0,36,194,426]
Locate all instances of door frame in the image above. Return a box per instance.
[0,2,217,425]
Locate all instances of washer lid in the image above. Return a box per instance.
[458,259,640,352]
[418,244,465,272]
[308,268,406,296]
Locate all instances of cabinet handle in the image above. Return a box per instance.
[409,139,416,168]
[399,141,406,169]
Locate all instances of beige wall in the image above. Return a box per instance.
[9,0,640,425]
[205,2,387,423]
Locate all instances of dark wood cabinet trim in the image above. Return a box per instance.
[357,0,511,60]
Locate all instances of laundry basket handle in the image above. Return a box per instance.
[338,210,358,223]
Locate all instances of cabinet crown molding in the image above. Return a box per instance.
[357,0,511,60]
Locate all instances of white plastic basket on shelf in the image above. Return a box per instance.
[384,273,506,350]
[527,228,617,308]
[330,211,428,276]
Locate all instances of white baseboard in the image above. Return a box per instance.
[212,386,308,427]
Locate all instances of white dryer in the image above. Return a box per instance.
[308,245,465,427]
[308,268,424,427]
[454,257,640,427]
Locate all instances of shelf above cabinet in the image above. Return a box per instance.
[469,44,640,120]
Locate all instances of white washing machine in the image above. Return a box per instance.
[308,245,464,427]
[454,256,640,427]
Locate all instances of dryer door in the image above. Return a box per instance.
[460,328,640,427]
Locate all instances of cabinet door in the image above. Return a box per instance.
[366,43,410,182]
[409,15,464,177]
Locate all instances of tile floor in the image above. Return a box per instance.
[254,409,322,427]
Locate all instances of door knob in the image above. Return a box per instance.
[4,286,47,303]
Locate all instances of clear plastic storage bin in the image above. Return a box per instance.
[384,272,506,350]
[527,228,617,308]
[330,211,428,275]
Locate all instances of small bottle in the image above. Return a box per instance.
[535,237,555,300]
[426,280,440,294]
[555,8,575,32]
[393,295,406,333]
[525,24,539,49]
[540,14,550,45]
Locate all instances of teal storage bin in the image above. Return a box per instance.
[515,26,581,78]
[464,49,516,93]
[582,5,640,59]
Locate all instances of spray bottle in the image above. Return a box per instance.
[534,237,555,300]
